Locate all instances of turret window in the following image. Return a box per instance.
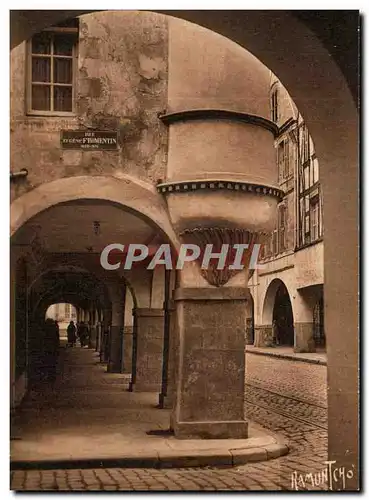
[271,89,278,122]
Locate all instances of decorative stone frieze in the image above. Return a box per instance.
[179,227,267,287]
[157,179,284,200]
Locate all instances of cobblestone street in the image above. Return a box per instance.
[10,349,330,491]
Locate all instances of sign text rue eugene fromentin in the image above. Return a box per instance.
[60,130,118,150]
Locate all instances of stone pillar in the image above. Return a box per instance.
[245,291,254,345]
[293,290,316,353]
[294,322,315,353]
[100,309,111,363]
[254,325,274,347]
[107,286,125,373]
[123,325,133,373]
[172,287,248,439]
[129,308,164,392]
[159,269,172,408]
[122,289,134,373]
[245,319,254,345]
[96,309,103,352]
[95,310,101,352]
[160,299,177,409]
[95,321,101,352]
[89,309,97,349]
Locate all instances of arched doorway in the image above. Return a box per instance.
[272,282,294,347]
[262,278,294,347]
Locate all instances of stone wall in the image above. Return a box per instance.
[10,11,169,203]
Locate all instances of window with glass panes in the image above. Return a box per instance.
[310,194,320,241]
[278,139,289,180]
[297,122,322,247]
[278,204,287,252]
[28,27,77,114]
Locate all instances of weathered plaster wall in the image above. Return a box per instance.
[10,11,168,204]
[168,17,271,116]
[295,241,324,288]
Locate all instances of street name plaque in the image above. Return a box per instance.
[60,130,118,150]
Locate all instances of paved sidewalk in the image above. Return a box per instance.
[246,346,327,365]
[11,346,288,469]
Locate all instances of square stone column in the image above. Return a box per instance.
[107,325,123,373]
[294,322,316,353]
[159,299,177,409]
[89,324,97,349]
[123,326,133,373]
[172,287,248,439]
[129,308,164,392]
[99,310,111,363]
[254,325,274,347]
[95,322,101,352]
[245,318,254,345]
[107,285,125,373]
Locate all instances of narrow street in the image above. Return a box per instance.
[11,346,328,491]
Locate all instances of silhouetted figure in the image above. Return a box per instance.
[43,318,60,381]
[67,320,77,347]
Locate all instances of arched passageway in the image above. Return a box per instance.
[272,282,294,347]
[26,266,113,386]
[10,193,175,461]
[261,278,294,347]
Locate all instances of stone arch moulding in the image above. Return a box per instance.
[10,175,180,251]
[261,277,294,326]
[28,261,140,314]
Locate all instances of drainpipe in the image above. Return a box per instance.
[10,169,28,181]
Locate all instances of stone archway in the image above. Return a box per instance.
[10,175,180,250]
[272,281,294,347]
[257,278,295,348]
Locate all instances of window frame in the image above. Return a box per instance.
[278,139,290,180]
[310,194,320,242]
[278,203,287,253]
[26,26,78,117]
